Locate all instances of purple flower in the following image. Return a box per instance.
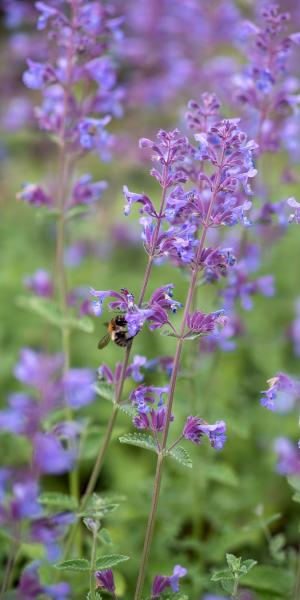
[183,417,227,449]
[31,512,75,561]
[24,269,54,298]
[10,479,41,520]
[89,288,134,317]
[151,564,187,598]
[0,393,39,436]
[123,186,156,217]
[63,368,96,409]
[35,2,61,31]
[95,569,116,594]
[260,373,300,412]
[287,197,300,223]
[289,298,300,356]
[274,438,300,475]
[19,561,70,600]
[14,348,62,390]
[70,174,107,207]
[186,310,226,336]
[85,56,116,89]
[17,183,53,207]
[23,59,56,89]
[33,432,76,475]
[78,116,111,152]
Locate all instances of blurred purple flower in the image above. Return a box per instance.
[33,432,76,475]
[274,438,300,475]
[260,373,300,411]
[24,269,54,298]
[19,561,70,600]
[69,174,107,207]
[17,183,53,207]
[31,512,75,561]
[63,368,96,409]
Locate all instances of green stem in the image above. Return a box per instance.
[0,542,18,598]
[232,576,239,599]
[90,529,98,600]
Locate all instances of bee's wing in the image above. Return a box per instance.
[97,332,111,350]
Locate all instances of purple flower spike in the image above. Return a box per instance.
[95,569,116,594]
[183,416,226,449]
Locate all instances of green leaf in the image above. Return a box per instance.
[55,558,90,572]
[95,383,115,403]
[269,534,285,562]
[118,402,135,417]
[95,554,129,569]
[98,528,113,545]
[38,492,78,511]
[16,295,94,333]
[119,433,158,453]
[182,332,203,341]
[167,445,192,468]
[242,565,293,596]
[226,553,241,572]
[66,205,91,220]
[81,494,123,519]
[241,559,257,574]
[86,592,102,600]
[287,475,300,493]
[211,569,233,582]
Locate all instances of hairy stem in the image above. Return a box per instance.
[134,147,225,600]
[89,528,98,600]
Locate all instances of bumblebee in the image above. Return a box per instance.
[97,315,133,349]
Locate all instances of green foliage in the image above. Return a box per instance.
[242,565,294,596]
[38,492,78,511]
[166,445,192,468]
[119,432,159,453]
[211,553,257,596]
[94,382,115,403]
[95,554,129,569]
[55,559,90,571]
[16,295,94,332]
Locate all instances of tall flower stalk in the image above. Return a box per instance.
[80,130,188,507]
[132,119,258,599]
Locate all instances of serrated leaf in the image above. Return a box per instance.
[119,433,158,453]
[55,558,89,572]
[118,402,135,417]
[39,492,78,511]
[241,559,257,573]
[86,592,103,600]
[95,554,129,569]
[226,553,241,572]
[95,383,115,403]
[242,565,293,595]
[167,445,192,468]
[211,568,233,581]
